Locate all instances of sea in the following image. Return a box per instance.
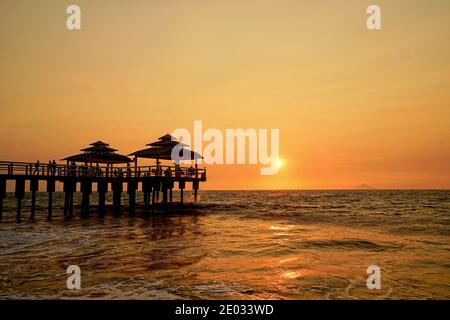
[0,190,449,299]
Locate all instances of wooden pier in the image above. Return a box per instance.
[0,161,206,221]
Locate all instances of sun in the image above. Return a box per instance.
[275,158,284,169]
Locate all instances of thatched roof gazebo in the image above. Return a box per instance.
[62,141,132,164]
[129,134,202,165]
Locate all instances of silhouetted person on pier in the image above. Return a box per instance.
[88,164,95,177]
[80,163,87,177]
[175,163,182,177]
[51,160,57,175]
[33,160,40,175]
[68,161,76,176]
[96,163,101,177]
[47,161,52,175]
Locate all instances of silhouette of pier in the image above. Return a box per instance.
[0,135,206,221]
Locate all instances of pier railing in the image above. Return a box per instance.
[0,161,206,180]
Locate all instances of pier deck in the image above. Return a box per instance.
[0,161,206,221]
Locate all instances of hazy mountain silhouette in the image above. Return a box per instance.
[355,184,377,190]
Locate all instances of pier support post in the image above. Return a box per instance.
[64,192,70,217]
[127,179,137,215]
[151,186,156,213]
[0,179,6,220]
[147,186,153,209]
[156,180,160,202]
[144,191,149,207]
[98,192,105,214]
[80,180,92,216]
[152,181,160,213]
[112,180,123,213]
[15,178,25,221]
[63,179,75,217]
[169,181,174,203]
[193,181,199,203]
[30,178,39,218]
[69,191,74,216]
[97,179,107,215]
[47,179,55,219]
[162,188,168,212]
[162,181,168,213]
[179,181,185,206]
[142,180,151,209]
[69,181,76,217]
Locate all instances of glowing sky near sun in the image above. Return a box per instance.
[0,0,449,189]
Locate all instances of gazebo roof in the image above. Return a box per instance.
[62,141,131,164]
[81,146,118,152]
[129,146,202,161]
[130,134,202,161]
[90,140,109,146]
[145,134,188,147]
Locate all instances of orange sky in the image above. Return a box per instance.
[0,0,449,189]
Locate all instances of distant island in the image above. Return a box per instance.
[355,184,377,190]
